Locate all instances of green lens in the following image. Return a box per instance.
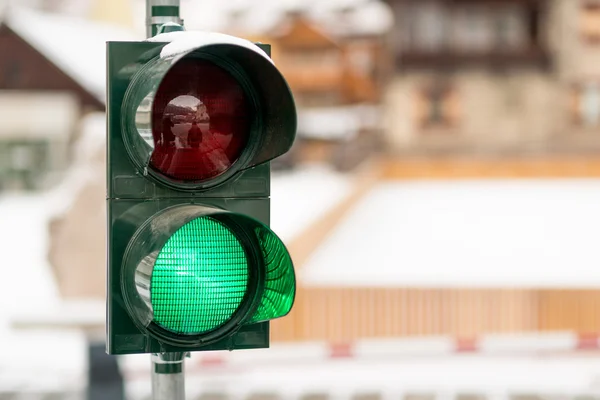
[248,226,295,323]
[150,216,249,335]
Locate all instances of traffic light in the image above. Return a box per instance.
[106,32,296,355]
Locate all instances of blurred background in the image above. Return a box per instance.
[2,0,600,398]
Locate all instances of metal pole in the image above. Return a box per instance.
[151,352,187,400]
[146,0,183,38]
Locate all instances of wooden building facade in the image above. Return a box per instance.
[271,288,600,343]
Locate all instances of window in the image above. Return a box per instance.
[300,394,330,400]
[581,83,600,126]
[581,3,600,43]
[352,393,382,400]
[456,394,487,400]
[348,46,373,77]
[1,140,49,191]
[282,49,340,68]
[494,5,527,50]
[246,393,281,400]
[197,393,230,400]
[571,82,600,127]
[452,6,494,52]
[414,83,460,129]
[510,395,544,400]
[0,143,8,172]
[295,92,341,108]
[10,144,34,171]
[408,1,448,51]
[404,393,436,400]
[1,61,24,88]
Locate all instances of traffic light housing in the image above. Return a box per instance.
[106,33,296,355]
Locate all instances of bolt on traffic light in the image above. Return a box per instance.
[106,33,296,355]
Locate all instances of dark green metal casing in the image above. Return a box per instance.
[106,40,295,355]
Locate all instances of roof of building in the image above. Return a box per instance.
[178,0,394,38]
[1,6,140,103]
[301,179,600,288]
[271,165,354,242]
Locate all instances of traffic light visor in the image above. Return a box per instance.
[121,34,297,190]
[121,205,295,346]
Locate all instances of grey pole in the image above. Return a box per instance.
[151,352,187,400]
[146,0,183,38]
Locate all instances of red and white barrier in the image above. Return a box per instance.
[119,331,600,378]
[196,331,599,365]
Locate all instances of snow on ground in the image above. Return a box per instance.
[0,193,89,391]
[302,179,600,288]
[0,112,108,390]
[122,353,600,400]
[270,164,353,243]
[0,194,61,332]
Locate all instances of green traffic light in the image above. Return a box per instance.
[151,217,249,335]
[119,203,296,350]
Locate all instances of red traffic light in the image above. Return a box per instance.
[150,59,252,182]
[120,33,296,191]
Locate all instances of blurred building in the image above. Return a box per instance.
[215,1,394,170]
[271,14,387,170]
[40,0,600,347]
[269,177,600,343]
[383,0,600,154]
[0,6,137,191]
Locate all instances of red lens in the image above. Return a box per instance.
[150,59,251,182]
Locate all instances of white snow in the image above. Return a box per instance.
[177,0,394,37]
[270,165,353,243]
[122,352,600,399]
[229,356,600,394]
[5,6,140,102]
[302,179,600,288]
[0,111,104,390]
[44,112,106,220]
[74,112,106,162]
[0,329,88,389]
[310,0,395,37]
[153,31,273,63]
[0,194,61,335]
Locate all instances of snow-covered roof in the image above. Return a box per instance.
[307,0,395,38]
[178,0,394,38]
[2,6,140,103]
[302,179,600,288]
[271,165,353,242]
